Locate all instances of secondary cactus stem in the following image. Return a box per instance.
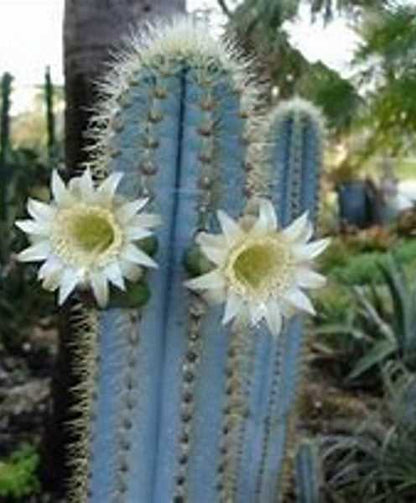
[66,304,99,503]
[255,337,283,498]
[218,326,252,502]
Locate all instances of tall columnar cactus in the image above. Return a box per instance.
[44,66,56,165]
[75,21,324,503]
[0,72,12,224]
[18,18,326,503]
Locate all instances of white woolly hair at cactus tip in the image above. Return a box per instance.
[185,199,330,336]
[15,169,161,308]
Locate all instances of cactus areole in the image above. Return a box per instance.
[17,18,327,503]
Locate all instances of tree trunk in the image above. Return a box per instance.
[64,0,186,173]
[42,0,185,496]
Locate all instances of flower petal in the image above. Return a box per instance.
[27,198,56,222]
[249,302,266,325]
[120,260,142,282]
[217,210,243,244]
[42,272,62,292]
[51,171,71,205]
[265,301,283,336]
[295,268,326,289]
[185,270,225,291]
[97,172,123,201]
[58,269,79,305]
[121,243,157,268]
[205,287,227,305]
[15,219,50,236]
[131,213,162,229]
[196,232,226,249]
[282,212,312,242]
[200,245,227,266]
[253,198,277,233]
[283,288,316,315]
[104,262,126,290]
[116,199,149,224]
[68,177,82,198]
[223,292,243,325]
[38,255,63,280]
[293,238,331,261]
[79,168,95,202]
[125,226,153,241]
[18,241,51,262]
[90,272,109,307]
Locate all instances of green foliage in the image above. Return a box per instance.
[347,259,416,379]
[0,147,55,350]
[224,0,362,134]
[313,282,352,325]
[0,261,55,353]
[313,249,416,383]
[355,3,416,155]
[0,445,40,500]
[321,238,416,285]
[321,368,416,501]
[296,62,361,135]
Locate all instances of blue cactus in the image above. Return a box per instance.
[66,20,325,503]
[295,439,322,503]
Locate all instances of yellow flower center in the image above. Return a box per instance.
[70,213,115,254]
[226,235,293,299]
[51,205,123,268]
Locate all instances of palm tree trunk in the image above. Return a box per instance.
[42,1,185,497]
[64,0,186,173]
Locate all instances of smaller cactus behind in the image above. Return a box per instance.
[295,440,322,503]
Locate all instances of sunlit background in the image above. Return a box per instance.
[0,0,358,113]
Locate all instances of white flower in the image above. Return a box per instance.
[185,199,330,336]
[16,169,161,307]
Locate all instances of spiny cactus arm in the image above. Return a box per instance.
[154,63,255,501]
[295,439,322,503]
[237,98,324,503]
[270,97,324,224]
[86,42,185,503]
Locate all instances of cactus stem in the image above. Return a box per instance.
[173,294,205,500]
[218,325,253,502]
[255,335,283,499]
[66,303,99,503]
[112,311,141,500]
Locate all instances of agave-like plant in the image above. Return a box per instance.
[348,257,416,380]
[321,365,416,502]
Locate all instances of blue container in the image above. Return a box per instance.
[337,181,369,228]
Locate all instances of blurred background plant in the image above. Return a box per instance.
[0,66,61,502]
[319,366,416,502]
[0,444,40,501]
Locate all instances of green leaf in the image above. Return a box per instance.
[349,338,396,380]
